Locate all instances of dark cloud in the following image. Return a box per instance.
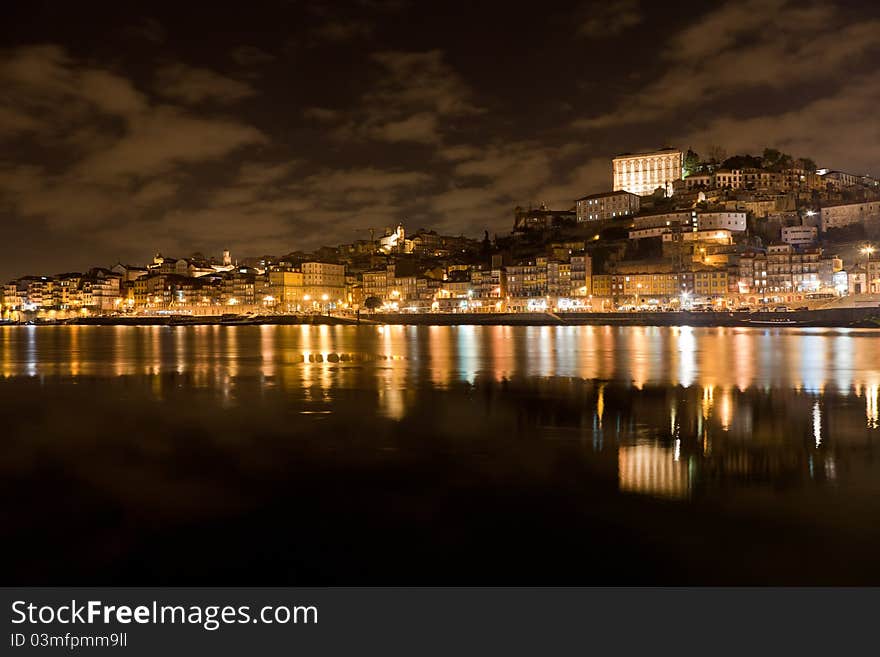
[154,63,256,104]
[230,45,276,67]
[122,17,166,44]
[324,50,485,145]
[0,44,265,275]
[577,0,643,38]
[575,0,880,132]
[311,19,375,43]
[302,107,344,122]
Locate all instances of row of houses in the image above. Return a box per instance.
[5,244,876,317]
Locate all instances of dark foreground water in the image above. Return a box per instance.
[3,324,880,585]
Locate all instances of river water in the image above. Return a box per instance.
[3,324,880,584]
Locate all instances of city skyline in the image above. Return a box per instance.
[4,141,880,320]
[2,0,879,281]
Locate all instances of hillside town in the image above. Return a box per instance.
[3,147,880,321]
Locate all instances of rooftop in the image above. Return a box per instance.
[613,147,681,159]
[575,190,640,201]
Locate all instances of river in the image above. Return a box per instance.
[2,324,880,584]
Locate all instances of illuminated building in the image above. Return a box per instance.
[591,274,612,297]
[575,190,640,222]
[612,148,682,196]
[868,257,880,294]
[692,270,729,298]
[505,262,544,298]
[470,266,506,300]
[781,225,818,246]
[628,211,695,239]
[661,229,733,246]
[848,268,867,295]
[378,225,412,254]
[570,256,592,296]
[3,279,32,311]
[362,269,389,302]
[713,167,824,192]
[544,261,569,298]
[695,212,747,232]
[222,269,258,306]
[513,205,577,232]
[302,262,346,308]
[817,169,879,190]
[268,268,304,310]
[738,252,768,294]
[629,211,745,240]
[612,272,685,299]
[820,201,880,232]
[611,269,726,301]
[79,269,122,311]
[739,245,824,294]
[110,263,149,283]
[389,275,425,304]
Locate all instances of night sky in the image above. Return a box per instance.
[2,0,878,280]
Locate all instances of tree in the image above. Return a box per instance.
[762,148,793,171]
[762,148,782,168]
[799,157,818,172]
[364,296,382,312]
[706,145,727,165]
[722,154,762,170]
[683,148,700,177]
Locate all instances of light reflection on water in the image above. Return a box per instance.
[2,324,879,501]
[4,323,880,390]
[5,324,880,583]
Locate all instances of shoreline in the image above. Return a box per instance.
[5,306,880,328]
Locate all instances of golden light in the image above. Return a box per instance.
[303,294,311,301]
[861,245,875,257]
[321,294,329,301]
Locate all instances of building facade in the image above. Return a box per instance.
[575,191,640,222]
[820,201,880,232]
[612,148,683,197]
[302,262,346,307]
[781,225,818,246]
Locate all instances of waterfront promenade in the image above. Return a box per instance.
[5,306,880,328]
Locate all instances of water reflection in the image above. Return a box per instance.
[5,324,880,584]
[2,324,880,505]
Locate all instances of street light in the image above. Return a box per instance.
[861,244,875,257]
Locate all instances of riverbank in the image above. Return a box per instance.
[5,305,880,328]
[369,307,880,328]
